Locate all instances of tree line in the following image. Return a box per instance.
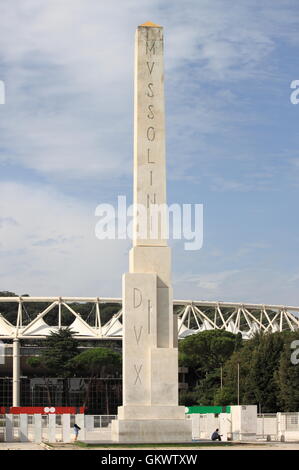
[27,328,121,413]
[179,329,299,412]
[27,327,299,413]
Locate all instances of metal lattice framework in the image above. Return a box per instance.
[175,301,299,339]
[0,297,299,340]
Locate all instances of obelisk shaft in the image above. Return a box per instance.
[122,21,177,410]
[130,24,171,288]
[112,23,191,442]
[133,24,167,249]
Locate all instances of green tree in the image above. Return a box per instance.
[27,328,79,376]
[276,332,299,411]
[27,327,80,405]
[179,330,241,405]
[214,337,258,406]
[179,390,199,407]
[68,347,122,413]
[247,332,285,412]
[179,330,241,375]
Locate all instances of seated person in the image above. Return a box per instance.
[211,428,222,441]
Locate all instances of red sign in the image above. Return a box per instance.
[0,406,85,414]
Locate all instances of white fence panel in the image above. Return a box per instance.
[257,414,277,439]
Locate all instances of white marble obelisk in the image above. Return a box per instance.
[112,22,191,442]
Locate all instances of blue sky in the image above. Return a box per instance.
[0,0,299,305]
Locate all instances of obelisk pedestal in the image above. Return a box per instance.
[111,22,191,443]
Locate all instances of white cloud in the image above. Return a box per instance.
[175,269,240,292]
[0,181,129,296]
[173,267,299,305]
[0,181,298,304]
[0,0,297,180]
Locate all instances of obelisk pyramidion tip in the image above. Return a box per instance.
[139,21,161,27]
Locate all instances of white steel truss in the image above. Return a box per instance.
[0,297,299,340]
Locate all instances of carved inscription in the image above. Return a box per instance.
[147,104,154,119]
[134,364,142,385]
[147,148,155,164]
[146,61,155,75]
[147,126,155,142]
[148,299,152,334]
[140,27,164,240]
[146,41,156,55]
[147,193,156,208]
[133,325,143,345]
[133,288,142,308]
[146,83,154,98]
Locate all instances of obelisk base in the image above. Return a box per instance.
[118,404,186,420]
[111,417,192,443]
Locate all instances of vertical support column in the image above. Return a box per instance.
[85,415,93,432]
[58,298,62,329]
[219,413,232,441]
[231,405,257,441]
[34,414,42,443]
[76,414,85,441]
[12,338,20,407]
[5,414,13,442]
[62,414,70,443]
[96,299,102,335]
[277,412,286,441]
[19,414,28,442]
[190,414,200,440]
[48,414,56,443]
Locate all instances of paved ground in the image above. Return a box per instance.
[0,442,44,450]
[0,441,298,450]
[48,441,299,451]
